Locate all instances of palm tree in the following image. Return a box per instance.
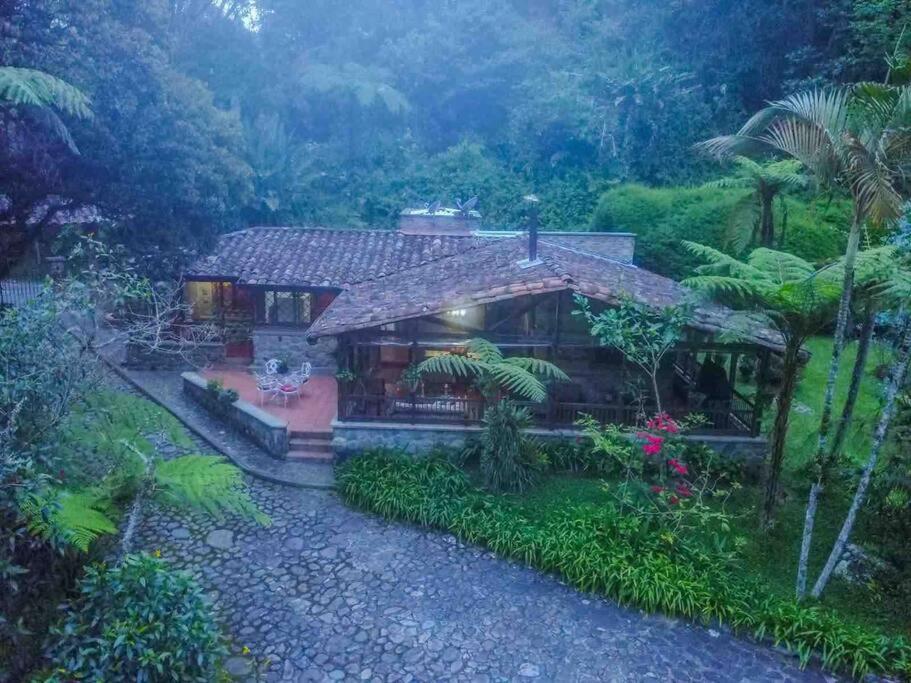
[416,337,569,403]
[697,85,911,597]
[828,249,905,459]
[682,243,842,525]
[811,311,911,598]
[703,156,807,252]
[0,66,92,151]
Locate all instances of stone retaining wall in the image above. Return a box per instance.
[182,371,289,457]
[252,328,338,372]
[332,420,768,463]
[125,340,225,370]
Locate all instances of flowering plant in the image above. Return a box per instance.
[577,412,742,558]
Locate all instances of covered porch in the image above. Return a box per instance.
[335,329,765,438]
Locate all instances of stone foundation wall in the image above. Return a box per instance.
[125,340,225,371]
[252,328,338,372]
[332,420,768,464]
[182,371,289,457]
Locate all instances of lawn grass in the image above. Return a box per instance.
[512,473,909,637]
[781,335,890,470]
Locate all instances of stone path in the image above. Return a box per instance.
[137,433,833,682]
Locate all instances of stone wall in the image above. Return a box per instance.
[182,371,289,457]
[252,328,338,372]
[332,419,768,464]
[125,340,225,371]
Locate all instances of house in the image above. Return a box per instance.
[184,208,782,455]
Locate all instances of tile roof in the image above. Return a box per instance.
[185,227,485,288]
[185,226,637,287]
[307,235,787,351]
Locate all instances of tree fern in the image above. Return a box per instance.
[0,67,92,118]
[21,489,117,552]
[152,455,270,525]
[416,337,567,403]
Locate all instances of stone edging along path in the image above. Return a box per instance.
[97,349,335,490]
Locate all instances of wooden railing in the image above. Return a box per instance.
[338,392,760,436]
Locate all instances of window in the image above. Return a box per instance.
[255,289,312,326]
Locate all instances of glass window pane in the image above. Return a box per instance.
[296,292,312,324]
[273,291,294,323]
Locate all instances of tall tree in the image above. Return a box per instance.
[697,84,911,596]
[682,243,842,525]
[702,156,807,252]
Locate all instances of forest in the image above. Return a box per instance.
[4,1,911,681]
[2,0,908,254]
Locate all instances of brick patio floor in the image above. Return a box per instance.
[202,368,337,434]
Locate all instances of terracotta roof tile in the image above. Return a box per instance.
[307,235,786,351]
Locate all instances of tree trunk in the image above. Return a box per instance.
[830,307,876,459]
[810,318,911,598]
[759,189,775,247]
[795,481,820,598]
[796,209,862,599]
[650,372,663,414]
[763,341,800,526]
[813,212,862,464]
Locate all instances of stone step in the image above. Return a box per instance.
[286,449,335,464]
[289,438,333,453]
[289,429,333,441]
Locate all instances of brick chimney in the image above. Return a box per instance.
[398,206,481,236]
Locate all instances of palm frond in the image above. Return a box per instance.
[760,118,841,184]
[747,248,816,284]
[503,356,570,382]
[417,353,488,379]
[21,489,117,552]
[766,89,850,137]
[464,337,503,363]
[844,132,903,225]
[722,192,761,254]
[487,364,548,402]
[681,241,767,281]
[0,67,91,118]
[682,275,765,299]
[153,455,270,524]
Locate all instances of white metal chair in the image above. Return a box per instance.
[264,358,281,376]
[287,361,312,396]
[254,372,279,405]
[277,377,301,405]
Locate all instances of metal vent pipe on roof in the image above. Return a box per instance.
[524,194,540,262]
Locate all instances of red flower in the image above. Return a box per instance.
[675,484,692,498]
[668,495,680,505]
[642,434,664,456]
[646,413,680,434]
[650,485,665,494]
[667,459,688,476]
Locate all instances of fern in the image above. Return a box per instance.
[21,488,117,552]
[0,66,92,117]
[153,455,270,525]
[417,337,567,403]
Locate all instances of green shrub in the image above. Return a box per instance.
[44,553,225,682]
[337,451,911,679]
[478,400,546,493]
[590,184,850,279]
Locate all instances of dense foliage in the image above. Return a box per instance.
[2,0,907,248]
[591,184,851,279]
[338,451,911,679]
[44,553,225,682]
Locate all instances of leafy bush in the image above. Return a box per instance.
[338,451,911,679]
[477,400,546,493]
[590,183,850,279]
[44,553,225,682]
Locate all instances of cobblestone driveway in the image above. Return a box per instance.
[138,442,830,683]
